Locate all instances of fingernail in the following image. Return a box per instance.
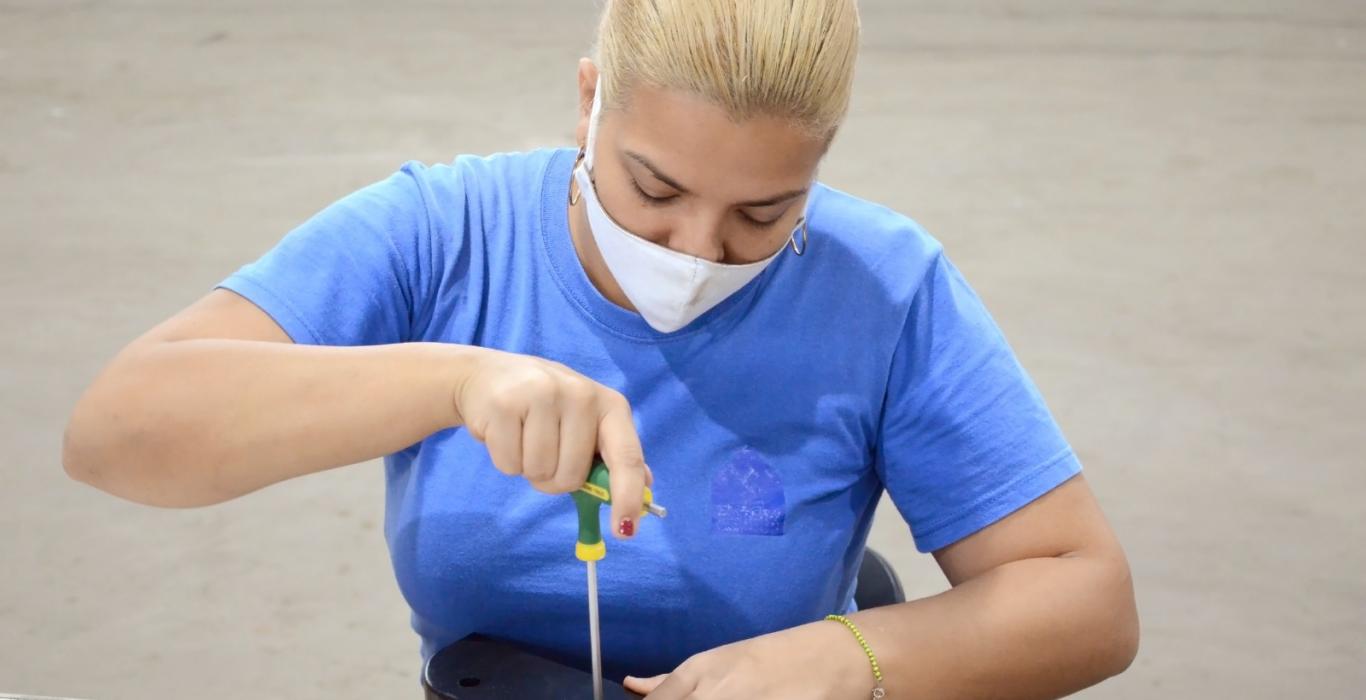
[617,517,635,537]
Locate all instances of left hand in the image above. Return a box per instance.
[623,619,876,699]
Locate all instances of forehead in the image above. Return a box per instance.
[607,84,827,196]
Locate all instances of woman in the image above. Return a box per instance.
[62,1,1138,697]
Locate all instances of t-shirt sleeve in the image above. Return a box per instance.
[215,162,441,346]
[875,252,1082,553]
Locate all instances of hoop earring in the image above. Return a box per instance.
[569,147,585,206]
[788,217,809,256]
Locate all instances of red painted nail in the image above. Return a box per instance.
[617,518,635,537]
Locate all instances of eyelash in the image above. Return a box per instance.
[629,180,781,229]
[630,179,676,205]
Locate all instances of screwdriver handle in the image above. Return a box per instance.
[571,460,664,562]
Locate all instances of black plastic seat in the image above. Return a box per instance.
[424,547,904,698]
[854,546,906,609]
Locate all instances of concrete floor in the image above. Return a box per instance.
[2,1,1363,698]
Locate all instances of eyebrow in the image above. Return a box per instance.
[624,150,808,208]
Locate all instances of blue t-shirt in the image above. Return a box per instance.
[217,148,1080,680]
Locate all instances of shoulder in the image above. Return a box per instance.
[396,148,566,218]
[362,149,570,260]
[803,182,946,306]
[442,148,564,190]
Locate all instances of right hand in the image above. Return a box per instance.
[452,347,651,537]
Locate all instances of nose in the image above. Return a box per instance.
[665,210,726,263]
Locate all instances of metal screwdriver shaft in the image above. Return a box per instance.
[572,460,666,700]
[587,560,603,700]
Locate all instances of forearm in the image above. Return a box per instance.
[839,551,1138,699]
[63,339,473,507]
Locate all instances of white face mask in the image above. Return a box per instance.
[573,78,806,333]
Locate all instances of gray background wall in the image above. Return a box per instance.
[3,1,1363,698]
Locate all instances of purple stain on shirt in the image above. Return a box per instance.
[711,448,786,536]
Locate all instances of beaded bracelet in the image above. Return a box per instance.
[826,614,886,699]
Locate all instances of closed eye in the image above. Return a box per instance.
[630,179,677,205]
[630,176,783,228]
[739,211,783,228]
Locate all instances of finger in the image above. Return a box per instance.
[636,668,698,700]
[520,401,559,484]
[482,413,523,476]
[622,674,668,695]
[556,394,598,495]
[597,393,646,538]
[526,476,562,495]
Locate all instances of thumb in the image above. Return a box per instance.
[623,674,668,694]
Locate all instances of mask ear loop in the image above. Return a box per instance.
[788,217,809,256]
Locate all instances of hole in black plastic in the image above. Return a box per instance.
[458,677,481,688]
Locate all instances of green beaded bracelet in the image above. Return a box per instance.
[826,614,887,699]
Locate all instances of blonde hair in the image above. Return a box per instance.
[594,0,860,139]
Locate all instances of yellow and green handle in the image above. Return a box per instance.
[572,460,662,562]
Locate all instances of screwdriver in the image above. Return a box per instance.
[572,460,667,700]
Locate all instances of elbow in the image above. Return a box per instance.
[61,411,138,500]
[62,407,107,489]
[61,399,214,509]
[1113,592,1141,677]
[62,432,205,509]
[62,348,227,508]
[1105,604,1140,680]
[62,368,129,491]
[1098,555,1141,680]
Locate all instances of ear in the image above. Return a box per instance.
[575,58,599,152]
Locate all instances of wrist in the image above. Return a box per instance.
[804,617,886,699]
[411,341,486,429]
